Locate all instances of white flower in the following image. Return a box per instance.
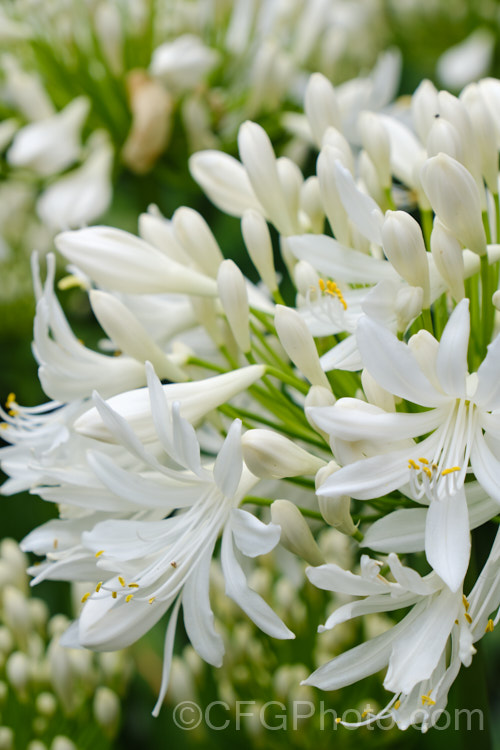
[304,539,500,730]
[309,299,500,590]
[48,368,293,715]
[150,35,220,91]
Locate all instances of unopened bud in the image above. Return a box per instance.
[242,429,325,479]
[431,218,465,301]
[395,285,424,331]
[304,73,341,148]
[382,211,430,307]
[217,260,251,353]
[315,462,357,535]
[412,79,439,143]
[317,146,351,245]
[300,177,324,234]
[460,83,499,194]
[93,686,120,732]
[3,587,30,642]
[36,692,57,717]
[241,210,278,292]
[305,386,336,440]
[492,290,500,310]
[426,117,463,162]
[6,651,30,693]
[274,305,331,389]
[50,738,77,750]
[358,112,391,190]
[0,728,14,750]
[173,207,224,278]
[271,500,324,566]
[420,153,486,256]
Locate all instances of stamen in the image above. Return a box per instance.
[394,700,401,710]
[464,613,472,624]
[421,692,436,707]
[361,704,374,718]
[318,278,326,292]
[441,466,461,476]
[112,591,117,599]
[53,539,58,550]
[125,594,134,603]
[128,583,139,588]
[81,592,91,603]
[118,576,126,587]
[408,459,420,470]
[485,619,495,633]
[95,582,103,592]
[95,550,104,558]
[462,595,470,612]
[148,597,156,604]
[418,457,429,465]
[170,561,178,569]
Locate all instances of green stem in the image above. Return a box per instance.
[241,496,325,522]
[421,307,434,336]
[420,208,434,251]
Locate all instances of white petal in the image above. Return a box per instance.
[182,545,224,667]
[319,335,362,372]
[230,508,280,557]
[387,554,441,596]
[384,589,461,694]
[471,429,500,504]
[363,509,427,553]
[306,563,388,596]
[425,490,470,592]
[152,597,182,717]
[356,315,447,407]
[213,420,243,497]
[221,526,294,639]
[435,299,470,398]
[316,448,411,501]
[334,161,383,245]
[287,233,396,284]
[321,592,419,632]
[475,330,500,409]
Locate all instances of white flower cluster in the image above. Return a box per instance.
[4,65,500,730]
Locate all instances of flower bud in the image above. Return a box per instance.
[217,259,251,353]
[381,211,430,307]
[173,207,224,278]
[242,430,325,479]
[50,738,77,750]
[317,146,351,245]
[420,153,487,256]
[395,285,424,331]
[304,73,341,148]
[138,207,191,264]
[270,500,324,566]
[315,462,357,535]
[93,687,120,733]
[412,79,439,143]
[5,651,30,693]
[0,728,14,750]
[426,117,463,162]
[274,305,331,389]
[300,177,324,234]
[241,210,278,292]
[460,83,499,194]
[305,386,336,440]
[358,112,391,190]
[293,261,320,299]
[36,692,57,717]
[361,369,396,412]
[89,290,187,382]
[431,218,465,301]
[3,587,30,643]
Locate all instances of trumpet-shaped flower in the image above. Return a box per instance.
[309,298,500,591]
[31,366,293,715]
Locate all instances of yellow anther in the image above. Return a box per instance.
[6,393,16,406]
[455,619,459,625]
[170,561,178,569]
[81,592,91,603]
[148,597,156,604]
[464,613,472,624]
[421,692,435,707]
[361,704,373,718]
[318,278,326,292]
[8,410,18,417]
[128,583,139,588]
[125,594,134,603]
[408,459,420,470]
[95,582,102,593]
[95,550,104,558]
[112,591,117,599]
[418,457,429,465]
[423,467,432,480]
[462,595,470,611]
[118,576,126,587]
[335,718,341,724]
[58,274,87,291]
[53,539,58,550]
[441,466,461,476]
[432,463,438,470]
[0,423,8,430]
[394,700,401,710]
[485,619,495,633]
[113,349,123,357]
